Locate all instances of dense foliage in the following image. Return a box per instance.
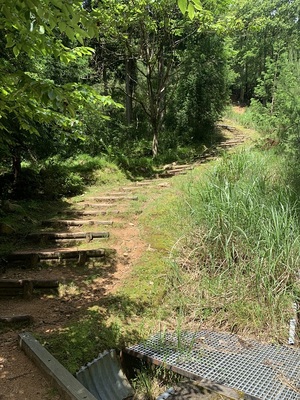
[1,0,299,198]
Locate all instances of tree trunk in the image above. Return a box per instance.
[125,57,136,125]
[152,130,158,158]
[12,152,21,183]
[125,58,133,125]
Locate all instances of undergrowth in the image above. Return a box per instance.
[165,149,300,340]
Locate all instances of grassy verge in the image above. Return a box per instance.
[164,149,300,341]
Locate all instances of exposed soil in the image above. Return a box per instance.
[0,126,250,400]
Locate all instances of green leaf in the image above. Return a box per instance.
[188,3,195,19]
[65,27,74,41]
[39,25,45,34]
[58,21,66,33]
[13,45,20,57]
[192,0,202,11]
[178,0,187,14]
[5,34,15,48]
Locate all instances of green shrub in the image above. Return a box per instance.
[39,164,84,199]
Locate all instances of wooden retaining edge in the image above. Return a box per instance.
[42,219,113,226]
[0,279,60,298]
[82,203,115,208]
[163,164,193,170]
[0,315,33,324]
[87,196,138,202]
[28,231,110,241]
[19,332,97,400]
[219,141,245,147]
[164,168,193,174]
[60,210,121,216]
[11,248,115,258]
[8,248,116,263]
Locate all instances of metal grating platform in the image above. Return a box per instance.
[125,331,300,400]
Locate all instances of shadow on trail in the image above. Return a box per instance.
[42,292,148,374]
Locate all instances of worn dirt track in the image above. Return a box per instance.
[0,123,250,399]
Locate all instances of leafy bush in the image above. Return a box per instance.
[39,163,84,199]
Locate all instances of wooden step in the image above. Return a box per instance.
[164,167,193,174]
[219,141,244,147]
[59,209,120,217]
[86,196,138,202]
[0,279,59,298]
[42,219,113,227]
[133,182,151,186]
[158,170,188,177]
[7,248,116,267]
[0,315,33,325]
[81,203,116,208]
[28,231,110,242]
[163,164,192,170]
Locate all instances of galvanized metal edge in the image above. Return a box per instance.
[123,347,260,400]
[19,332,97,400]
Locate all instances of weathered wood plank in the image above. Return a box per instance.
[28,231,110,240]
[0,315,32,324]
[0,279,60,298]
[8,248,116,264]
[87,196,138,202]
[0,280,23,288]
[0,279,59,288]
[82,203,114,208]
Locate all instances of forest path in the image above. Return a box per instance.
[0,121,251,400]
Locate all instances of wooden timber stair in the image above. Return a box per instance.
[7,248,116,268]
[42,219,113,227]
[0,278,60,299]
[0,129,247,323]
[0,190,138,299]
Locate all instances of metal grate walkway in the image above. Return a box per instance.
[126,331,300,400]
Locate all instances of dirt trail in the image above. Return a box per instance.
[0,125,249,399]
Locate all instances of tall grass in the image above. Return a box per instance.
[167,149,300,339]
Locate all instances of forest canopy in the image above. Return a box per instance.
[1,0,300,198]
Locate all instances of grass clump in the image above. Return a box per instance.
[167,149,300,340]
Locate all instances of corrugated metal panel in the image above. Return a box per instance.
[76,350,134,400]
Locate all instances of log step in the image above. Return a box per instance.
[81,203,115,208]
[86,196,138,202]
[0,315,33,325]
[7,248,116,267]
[59,210,120,217]
[163,164,192,170]
[28,231,109,242]
[133,182,151,186]
[42,220,113,227]
[158,170,188,178]
[0,279,60,298]
[219,141,245,147]
[164,167,193,174]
